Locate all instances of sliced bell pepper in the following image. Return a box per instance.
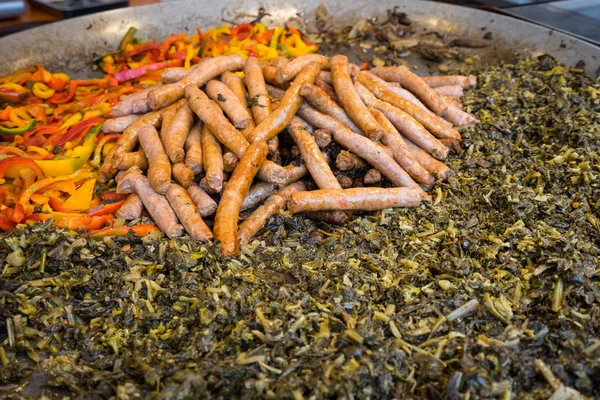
[0,89,29,104]
[100,192,129,201]
[63,178,96,211]
[119,27,138,50]
[9,203,25,223]
[113,59,183,83]
[29,212,113,231]
[86,199,124,217]
[0,216,16,231]
[0,119,36,136]
[91,224,160,238]
[49,197,74,212]
[35,123,102,177]
[0,156,44,180]
[32,82,56,100]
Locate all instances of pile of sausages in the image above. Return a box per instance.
[99,53,478,257]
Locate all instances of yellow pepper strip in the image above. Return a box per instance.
[0,83,26,92]
[83,110,102,120]
[60,113,82,130]
[254,23,267,34]
[52,73,70,83]
[270,27,284,49]
[184,44,195,68]
[138,80,161,86]
[32,82,56,100]
[212,25,231,41]
[255,44,279,61]
[63,178,96,210]
[26,146,50,156]
[8,108,30,125]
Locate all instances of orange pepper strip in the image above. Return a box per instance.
[91,224,160,238]
[18,176,56,206]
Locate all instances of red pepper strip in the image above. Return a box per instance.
[101,192,129,201]
[48,197,75,213]
[0,216,16,231]
[232,24,254,40]
[86,200,124,217]
[254,29,275,44]
[48,80,78,104]
[167,51,187,61]
[196,28,204,41]
[47,76,67,91]
[53,117,104,147]
[288,25,301,37]
[359,62,369,71]
[9,203,25,223]
[158,33,187,60]
[113,59,183,83]
[0,147,51,160]
[29,213,113,231]
[25,104,48,124]
[0,156,45,179]
[49,80,106,104]
[120,41,159,58]
[0,89,28,104]
[91,224,160,238]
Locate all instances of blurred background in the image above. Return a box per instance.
[0,0,598,44]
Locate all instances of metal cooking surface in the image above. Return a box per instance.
[0,0,598,77]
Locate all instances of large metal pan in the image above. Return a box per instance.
[0,0,598,77]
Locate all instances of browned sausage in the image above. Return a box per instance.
[201,124,224,193]
[166,183,213,241]
[275,54,330,84]
[420,75,477,89]
[314,79,342,105]
[330,55,383,141]
[288,116,341,189]
[288,187,422,212]
[241,182,277,211]
[116,193,144,220]
[162,102,194,163]
[103,115,140,133]
[370,66,448,116]
[214,140,269,257]
[172,162,195,188]
[206,80,252,129]
[433,85,464,98]
[148,54,244,109]
[244,57,272,124]
[404,137,451,181]
[314,128,332,148]
[138,124,171,194]
[244,58,278,153]
[184,120,203,174]
[111,86,157,117]
[113,151,149,171]
[187,182,218,217]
